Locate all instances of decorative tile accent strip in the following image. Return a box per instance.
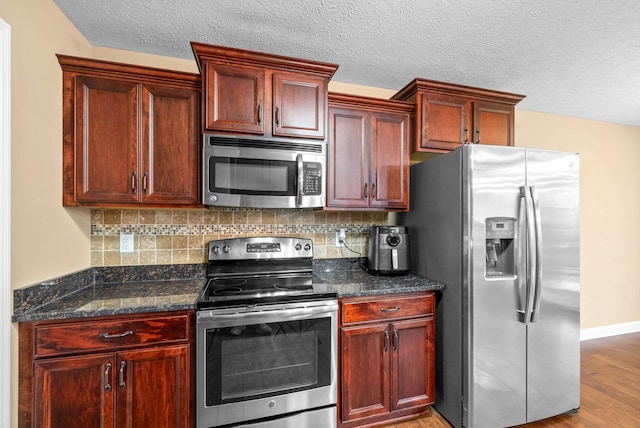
[90,208,390,267]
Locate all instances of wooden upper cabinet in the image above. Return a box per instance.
[327,93,412,211]
[392,78,525,158]
[58,55,201,208]
[204,63,265,134]
[192,42,338,140]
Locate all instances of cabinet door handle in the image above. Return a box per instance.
[393,328,399,351]
[119,361,126,389]
[257,104,262,125]
[475,129,481,144]
[363,183,368,199]
[384,330,389,352]
[143,172,148,194]
[380,306,400,312]
[464,128,469,143]
[371,182,376,200]
[275,106,280,127]
[104,363,112,391]
[100,330,133,339]
[131,172,137,194]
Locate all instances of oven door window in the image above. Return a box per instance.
[209,157,296,196]
[205,316,332,405]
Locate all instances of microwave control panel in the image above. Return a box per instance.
[303,162,322,195]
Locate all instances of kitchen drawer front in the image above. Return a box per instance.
[341,292,434,325]
[34,313,191,357]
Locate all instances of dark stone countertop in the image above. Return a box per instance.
[12,259,444,323]
[313,258,444,298]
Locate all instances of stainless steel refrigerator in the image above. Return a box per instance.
[398,145,580,428]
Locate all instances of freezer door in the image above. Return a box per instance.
[463,145,528,428]
[525,149,580,422]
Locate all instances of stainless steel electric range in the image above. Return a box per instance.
[195,236,338,428]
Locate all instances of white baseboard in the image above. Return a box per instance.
[581,321,640,341]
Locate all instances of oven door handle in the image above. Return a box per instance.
[296,153,304,208]
[197,301,338,326]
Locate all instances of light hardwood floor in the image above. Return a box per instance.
[381,332,640,427]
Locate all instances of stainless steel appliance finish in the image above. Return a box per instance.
[202,134,326,209]
[366,226,410,275]
[196,236,338,428]
[398,145,580,428]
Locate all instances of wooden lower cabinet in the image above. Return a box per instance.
[19,311,194,428]
[339,293,435,427]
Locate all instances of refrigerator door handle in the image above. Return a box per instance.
[530,185,543,323]
[521,186,537,324]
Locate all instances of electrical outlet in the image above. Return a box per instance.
[120,233,134,253]
[335,228,346,247]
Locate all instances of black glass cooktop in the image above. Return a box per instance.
[196,273,336,309]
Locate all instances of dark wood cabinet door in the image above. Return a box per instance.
[140,84,200,204]
[33,353,116,428]
[116,345,191,428]
[390,317,435,411]
[369,111,410,210]
[420,92,471,151]
[340,323,391,422]
[273,72,327,139]
[327,107,369,208]
[204,63,265,134]
[73,76,139,204]
[472,101,515,147]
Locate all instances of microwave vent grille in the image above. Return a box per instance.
[207,136,323,154]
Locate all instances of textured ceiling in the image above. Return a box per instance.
[53,0,640,126]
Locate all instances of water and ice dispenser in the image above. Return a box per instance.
[485,217,516,277]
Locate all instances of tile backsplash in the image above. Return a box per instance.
[91,208,390,267]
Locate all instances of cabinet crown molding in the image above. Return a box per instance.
[191,41,338,78]
[392,78,525,105]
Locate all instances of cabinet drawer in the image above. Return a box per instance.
[34,313,190,357]
[342,293,434,325]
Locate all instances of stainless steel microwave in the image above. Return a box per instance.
[202,134,326,209]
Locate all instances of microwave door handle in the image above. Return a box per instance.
[296,154,303,207]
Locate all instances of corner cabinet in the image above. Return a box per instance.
[191,42,338,139]
[18,311,194,428]
[338,293,435,428]
[58,55,201,207]
[392,78,525,157]
[327,93,412,211]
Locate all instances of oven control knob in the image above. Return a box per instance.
[304,243,311,251]
[295,243,302,251]
[222,245,230,254]
[212,245,219,255]
[268,400,276,408]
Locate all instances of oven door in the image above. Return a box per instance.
[196,299,338,428]
[202,135,326,209]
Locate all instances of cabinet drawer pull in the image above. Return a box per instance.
[100,330,133,339]
[119,361,126,389]
[384,330,389,352]
[104,363,112,391]
[380,306,400,312]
